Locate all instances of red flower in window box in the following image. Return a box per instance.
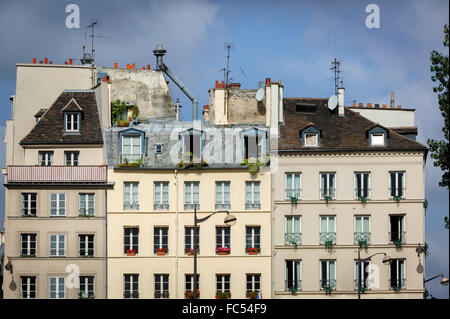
[216,247,230,255]
[156,248,167,255]
[186,248,197,256]
[185,290,200,299]
[126,249,136,256]
[247,247,259,255]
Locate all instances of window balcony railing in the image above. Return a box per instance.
[120,154,143,164]
[354,189,371,200]
[354,279,371,290]
[215,203,231,210]
[21,209,37,217]
[389,188,406,199]
[184,203,199,210]
[79,208,95,216]
[354,232,371,245]
[123,292,139,299]
[285,189,301,199]
[7,165,107,183]
[154,291,170,299]
[285,280,302,292]
[154,203,169,210]
[124,201,139,210]
[285,233,301,246]
[319,232,336,245]
[320,279,336,290]
[389,231,406,244]
[390,278,406,290]
[245,202,261,210]
[320,188,336,200]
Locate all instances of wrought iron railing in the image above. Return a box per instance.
[320,279,336,290]
[285,189,301,199]
[7,165,107,183]
[319,232,336,244]
[245,202,261,209]
[285,233,301,246]
[124,201,139,210]
[285,280,302,291]
[354,232,371,245]
[154,203,169,210]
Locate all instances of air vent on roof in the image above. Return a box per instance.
[295,103,317,113]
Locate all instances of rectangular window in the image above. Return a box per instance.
[79,234,94,256]
[50,234,65,256]
[124,227,139,254]
[154,274,169,299]
[21,276,36,299]
[21,234,37,256]
[354,172,370,199]
[285,260,301,291]
[354,216,371,245]
[155,143,163,154]
[184,182,199,210]
[50,193,66,216]
[390,215,405,243]
[285,173,301,199]
[65,151,79,166]
[21,193,37,216]
[215,181,231,209]
[246,274,261,295]
[216,274,230,293]
[183,133,202,161]
[390,259,406,289]
[245,181,261,209]
[79,193,95,216]
[154,227,169,254]
[154,182,169,210]
[371,133,385,146]
[65,113,80,132]
[79,276,94,299]
[49,277,65,299]
[124,274,139,299]
[185,226,199,254]
[216,226,231,254]
[320,216,336,244]
[244,134,263,159]
[320,173,336,199]
[355,260,370,290]
[304,133,318,147]
[285,216,301,245]
[389,171,405,198]
[185,274,200,292]
[245,226,260,254]
[320,260,336,289]
[121,135,141,163]
[124,182,139,210]
[38,151,53,166]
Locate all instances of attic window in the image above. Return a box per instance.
[370,133,385,146]
[65,112,80,132]
[304,133,318,147]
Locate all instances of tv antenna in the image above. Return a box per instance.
[83,19,108,64]
[222,42,235,87]
[330,58,343,95]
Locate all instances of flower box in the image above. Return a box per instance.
[156,248,167,255]
[246,291,258,299]
[216,247,230,255]
[186,248,197,256]
[185,290,200,299]
[126,249,136,256]
[247,247,259,255]
[215,291,231,299]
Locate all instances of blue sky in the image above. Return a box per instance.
[0,0,448,298]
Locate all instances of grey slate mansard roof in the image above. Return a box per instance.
[20,90,103,145]
[278,98,427,153]
[104,119,269,169]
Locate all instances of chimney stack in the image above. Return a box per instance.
[390,91,395,108]
[338,87,345,116]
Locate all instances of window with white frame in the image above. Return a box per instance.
[21,233,37,256]
[304,133,318,147]
[355,172,371,199]
[124,182,139,210]
[21,276,36,299]
[65,151,79,166]
[245,181,261,209]
[354,216,371,245]
[124,274,139,299]
[245,226,260,254]
[79,193,95,216]
[184,182,199,210]
[389,171,405,198]
[216,226,231,253]
[285,173,301,199]
[154,227,168,254]
[370,133,385,146]
[216,274,230,293]
[320,216,336,244]
[320,260,336,289]
[50,193,65,216]
[79,276,94,299]
[185,274,200,293]
[355,260,370,290]
[49,234,65,256]
[285,260,301,291]
[320,173,336,199]
[390,259,406,289]
[121,135,141,163]
[65,112,80,132]
[390,215,405,243]
[124,227,139,254]
[38,151,53,166]
[154,182,169,210]
[215,181,231,209]
[154,274,169,299]
[243,130,265,160]
[49,277,65,299]
[181,130,202,162]
[246,274,261,295]
[285,216,301,245]
[185,226,199,254]
[79,234,94,256]
[21,193,37,216]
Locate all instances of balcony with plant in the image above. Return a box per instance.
[320,279,336,295]
[285,280,301,295]
[240,156,269,174]
[320,232,336,252]
[285,233,301,248]
[354,232,371,249]
[78,208,95,218]
[390,231,406,248]
[178,152,208,169]
[286,189,301,204]
[118,156,143,168]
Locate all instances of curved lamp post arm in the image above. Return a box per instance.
[424,274,444,283]
[196,210,231,224]
[362,252,387,261]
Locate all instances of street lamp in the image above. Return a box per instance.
[356,247,391,300]
[424,274,449,286]
[192,204,236,299]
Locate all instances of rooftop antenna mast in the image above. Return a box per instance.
[329,33,343,95]
[83,19,108,64]
[223,42,234,87]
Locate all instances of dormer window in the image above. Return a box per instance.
[242,128,266,160]
[119,128,146,164]
[370,133,385,146]
[301,126,320,147]
[65,112,80,132]
[367,125,388,147]
[180,129,204,162]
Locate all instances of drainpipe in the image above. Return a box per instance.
[153,45,198,121]
[105,180,108,299]
[175,169,179,299]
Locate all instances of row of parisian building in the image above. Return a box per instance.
[1,59,427,299]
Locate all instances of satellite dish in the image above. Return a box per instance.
[256,88,265,102]
[328,95,338,110]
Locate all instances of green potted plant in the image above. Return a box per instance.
[324,195,332,204]
[358,239,369,249]
[324,285,333,295]
[393,195,402,203]
[290,196,298,205]
[393,239,403,249]
[324,240,334,252]
[359,196,367,204]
